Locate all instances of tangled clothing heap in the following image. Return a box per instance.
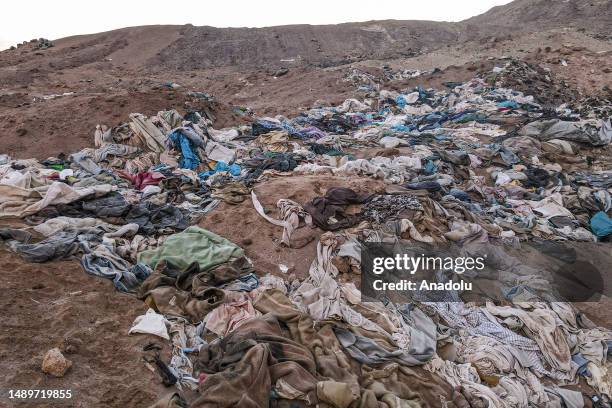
[142,278,479,407]
[1,76,611,408]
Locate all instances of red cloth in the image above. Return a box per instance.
[116,170,164,190]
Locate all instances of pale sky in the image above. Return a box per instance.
[0,0,513,50]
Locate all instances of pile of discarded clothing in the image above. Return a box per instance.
[1,74,612,408]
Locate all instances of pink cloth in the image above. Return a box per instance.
[204,292,261,336]
[116,170,164,190]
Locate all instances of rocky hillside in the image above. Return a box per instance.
[464,0,612,36]
[2,0,610,73]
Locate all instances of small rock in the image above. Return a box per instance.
[241,238,253,246]
[273,68,289,77]
[42,348,72,377]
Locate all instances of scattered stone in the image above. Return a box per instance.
[42,348,72,377]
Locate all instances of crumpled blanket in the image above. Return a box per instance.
[204,292,261,336]
[304,187,371,231]
[82,244,152,293]
[136,257,254,323]
[0,181,113,219]
[520,118,612,146]
[192,314,318,407]
[138,226,244,270]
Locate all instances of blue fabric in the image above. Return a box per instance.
[396,95,407,108]
[497,100,519,109]
[504,285,537,301]
[417,86,428,100]
[294,126,326,139]
[590,211,612,238]
[169,130,200,170]
[424,113,444,123]
[198,161,241,179]
[152,163,172,172]
[487,143,520,165]
[499,147,520,165]
[450,188,471,202]
[423,160,437,175]
[215,161,241,176]
[221,273,259,292]
[449,109,476,121]
[452,112,488,123]
[391,124,414,133]
[572,353,591,377]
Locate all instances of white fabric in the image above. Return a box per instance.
[128,309,170,340]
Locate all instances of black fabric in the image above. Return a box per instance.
[126,203,189,235]
[138,257,253,293]
[13,231,82,262]
[549,216,576,229]
[304,187,371,231]
[523,167,551,189]
[0,228,32,243]
[251,120,284,136]
[308,144,344,156]
[243,153,304,183]
[82,192,131,217]
[303,113,358,133]
[177,257,253,291]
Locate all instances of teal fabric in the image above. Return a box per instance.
[590,211,612,238]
